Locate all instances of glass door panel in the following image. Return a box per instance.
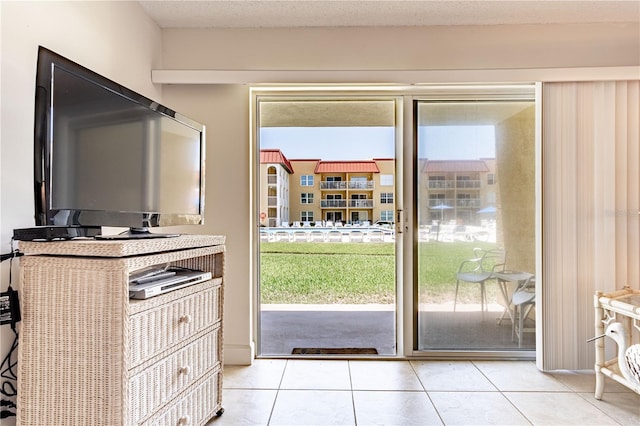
[257,97,399,356]
[416,99,537,352]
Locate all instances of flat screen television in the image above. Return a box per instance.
[33,46,206,239]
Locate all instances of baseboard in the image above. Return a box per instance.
[223,342,255,365]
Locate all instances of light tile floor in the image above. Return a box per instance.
[209,359,639,425]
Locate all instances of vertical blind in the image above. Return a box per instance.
[542,81,639,370]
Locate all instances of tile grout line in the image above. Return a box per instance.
[470,360,536,425]
[266,359,289,425]
[348,360,358,426]
[408,360,447,425]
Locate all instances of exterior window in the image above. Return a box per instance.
[301,193,314,204]
[487,173,496,185]
[300,175,314,186]
[381,210,394,221]
[380,174,393,186]
[381,193,394,204]
[301,211,314,222]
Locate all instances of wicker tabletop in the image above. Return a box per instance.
[18,234,225,257]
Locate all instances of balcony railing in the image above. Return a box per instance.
[348,181,375,189]
[320,181,375,190]
[348,199,374,208]
[427,180,455,189]
[455,199,481,208]
[427,179,481,189]
[428,199,454,208]
[428,199,481,208]
[320,181,347,190]
[321,199,347,208]
[320,199,375,208]
[456,180,481,189]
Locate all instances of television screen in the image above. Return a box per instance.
[34,47,206,238]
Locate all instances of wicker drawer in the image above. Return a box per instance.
[142,369,221,426]
[129,328,220,424]
[129,284,221,368]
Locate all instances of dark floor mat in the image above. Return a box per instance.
[292,347,379,355]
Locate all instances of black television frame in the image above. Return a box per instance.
[33,46,206,239]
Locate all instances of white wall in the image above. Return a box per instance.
[160,24,639,70]
[1,0,163,242]
[0,1,161,421]
[160,84,253,365]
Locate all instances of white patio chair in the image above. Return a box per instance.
[454,248,506,316]
[511,275,536,347]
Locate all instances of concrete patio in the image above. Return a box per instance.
[259,303,535,356]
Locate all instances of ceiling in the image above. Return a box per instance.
[138,0,639,29]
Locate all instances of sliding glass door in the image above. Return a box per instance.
[252,85,539,358]
[415,94,537,353]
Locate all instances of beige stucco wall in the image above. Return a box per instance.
[287,160,319,223]
[496,106,537,274]
[372,159,396,223]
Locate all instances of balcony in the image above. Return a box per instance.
[320,199,375,208]
[456,199,481,208]
[320,181,347,190]
[427,179,481,189]
[348,181,375,190]
[320,181,375,190]
[321,199,347,208]
[427,199,481,209]
[349,199,374,208]
[456,179,481,189]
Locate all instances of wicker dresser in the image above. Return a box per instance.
[16,235,225,426]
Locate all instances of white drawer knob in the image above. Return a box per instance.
[178,415,191,425]
[179,365,191,376]
[179,314,192,324]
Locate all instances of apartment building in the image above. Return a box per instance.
[421,158,498,225]
[260,150,395,226]
[259,149,293,227]
[261,150,497,227]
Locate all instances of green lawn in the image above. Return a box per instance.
[259,241,499,304]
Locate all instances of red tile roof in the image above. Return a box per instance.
[315,161,380,174]
[423,160,489,173]
[260,149,294,174]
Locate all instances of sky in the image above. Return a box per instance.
[260,127,395,160]
[260,126,496,161]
